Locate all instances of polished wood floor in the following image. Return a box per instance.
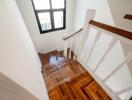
[39,51,111,100]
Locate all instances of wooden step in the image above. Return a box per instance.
[39,50,59,65]
[84,81,110,100]
[39,51,111,100]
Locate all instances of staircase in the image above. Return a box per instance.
[39,50,111,100]
[39,9,132,100]
[62,9,132,100]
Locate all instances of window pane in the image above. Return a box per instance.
[38,12,52,31]
[51,0,64,9]
[33,0,50,10]
[53,11,64,28]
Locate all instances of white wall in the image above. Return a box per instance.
[0,0,48,99]
[73,0,115,31]
[16,0,76,53]
[74,0,132,32]
[107,0,132,32]
[0,73,38,100]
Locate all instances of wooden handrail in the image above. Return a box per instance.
[89,20,132,40]
[63,28,83,40]
[124,14,132,20]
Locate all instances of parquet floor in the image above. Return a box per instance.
[39,51,111,100]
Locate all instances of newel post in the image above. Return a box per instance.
[77,9,96,59]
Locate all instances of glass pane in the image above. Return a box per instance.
[51,0,64,9]
[33,0,50,10]
[38,12,52,31]
[53,11,64,28]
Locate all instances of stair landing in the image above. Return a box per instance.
[39,50,111,100]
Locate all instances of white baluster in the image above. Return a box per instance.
[69,38,73,59]
[76,31,86,59]
[85,31,101,64]
[64,40,68,58]
[76,9,96,59]
[103,52,132,82]
[115,86,132,95]
[93,38,117,72]
[79,28,90,60]
[73,34,81,60]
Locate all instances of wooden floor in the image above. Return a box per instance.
[39,51,111,100]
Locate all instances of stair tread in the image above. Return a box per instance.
[39,51,111,100]
[39,50,64,65]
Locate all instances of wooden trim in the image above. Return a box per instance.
[124,14,132,20]
[63,28,83,40]
[89,20,132,40]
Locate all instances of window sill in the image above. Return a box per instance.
[40,27,66,34]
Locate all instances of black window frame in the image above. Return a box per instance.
[31,0,66,34]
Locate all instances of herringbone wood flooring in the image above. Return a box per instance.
[39,51,111,100]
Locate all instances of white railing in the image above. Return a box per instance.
[63,9,132,100]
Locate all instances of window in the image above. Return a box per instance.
[31,0,66,34]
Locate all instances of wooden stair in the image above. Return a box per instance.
[39,50,111,100]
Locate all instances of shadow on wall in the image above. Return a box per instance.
[107,0,132,32]
[0,72,38,100]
